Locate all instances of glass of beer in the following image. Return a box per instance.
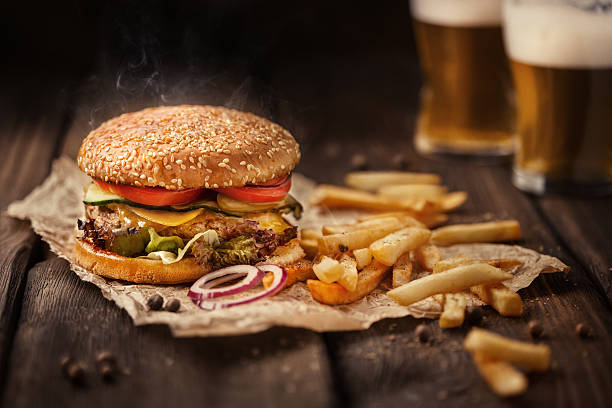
[503,0,612,194]
[411,0,516,156]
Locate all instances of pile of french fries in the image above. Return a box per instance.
[264,171,524,321]
[464,328,551,397]
[266,170,548,398]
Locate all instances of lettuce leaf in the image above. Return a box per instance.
[143,230,220,264]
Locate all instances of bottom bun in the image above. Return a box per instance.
[74,237,210,284]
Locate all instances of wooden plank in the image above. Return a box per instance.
[0,89,71,391]
[535,196,612,302]
[2,258,335,408]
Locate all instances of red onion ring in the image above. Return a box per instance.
[187,265,263,301]
[191,264,288,310]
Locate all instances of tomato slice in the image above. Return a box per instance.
[94,179,206,206]
[214,175,291,203]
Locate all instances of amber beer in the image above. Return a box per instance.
[504,0,612,194]
[411,0,515,156]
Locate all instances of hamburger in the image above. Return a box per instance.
[75,105,302,284]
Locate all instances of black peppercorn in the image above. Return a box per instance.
[350,154,369,171]
[575,323,592,338]
[392,153,409,170]
[528,320,544,338]
[147,294,164,311]
[96,351,117,382]
[338,244,348,253]
[415,324,430,343]
[61,356,86,385]
[466,306,483,325]
[165,298,181,312]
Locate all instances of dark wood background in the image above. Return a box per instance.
[1,1,611,407]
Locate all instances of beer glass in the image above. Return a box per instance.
[503,0,612,194]
[411,0,516,156]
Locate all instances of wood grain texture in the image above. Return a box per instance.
[0,93,70,391]
[2,258,335,408]
[535,196,612,302]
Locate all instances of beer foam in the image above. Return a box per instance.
[504,1,612,68]
[410,0,502,26]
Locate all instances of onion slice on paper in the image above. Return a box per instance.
[188,265,264,301]
[188,264,288,310]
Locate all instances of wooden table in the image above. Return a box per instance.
[1,61,611,408]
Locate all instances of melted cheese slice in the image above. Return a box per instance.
[246,212,291,234]
[130,207,204,227]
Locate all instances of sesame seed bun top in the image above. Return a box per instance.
[77,105,301,190]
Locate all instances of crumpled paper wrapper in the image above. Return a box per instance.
[7,157,569,337]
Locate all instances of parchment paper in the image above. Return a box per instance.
[6,157,569,337]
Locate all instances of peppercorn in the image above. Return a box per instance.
[165,298,181,312]
[338,244,348,253]
[350,154,369,171]
[415,324,431,343]
[528,320,544,338]
[575,323,592,338]
[61,356,86,385]
[147,294,164,311]
[95,351,117,382]
[466,306,483,325]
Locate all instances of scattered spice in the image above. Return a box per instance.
[61,356,86,385]
[466,306,483,325]
[575,323,592,338]
[147,294,164,311]
[165,298,181,312]
[415,324,431,343]
[392,153,409,170]
[528,320,544,338]
[350,154,369,171]
[338,244,348,253]
[95,352,117,382]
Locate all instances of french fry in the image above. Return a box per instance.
[262,260,316,291]
[377,184,448,199]
[464,328,551,371]
[416,213,448,228]
[299,239,319,258]
[345,171,441,191]
[307,261,391,305]
[392,252,413,288]
[300,228,322,241]
[433,254,474,274]
[470,284,523,316]
[318,226,399,255]
[434,256,523,274]
[413,244,442,271]
[353,247,373,270]
[310,185,436,213]
[432,255,523,316]
[321,215,424,235]
[312,256,344,283]
[387,263,513,306]
[472,352,528,397]
[337,254,358,291]
[431,220,522,246]
[433,191,468,212]
[370,227,431,266]
[357,211,416,222]
[438,293,466,328]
